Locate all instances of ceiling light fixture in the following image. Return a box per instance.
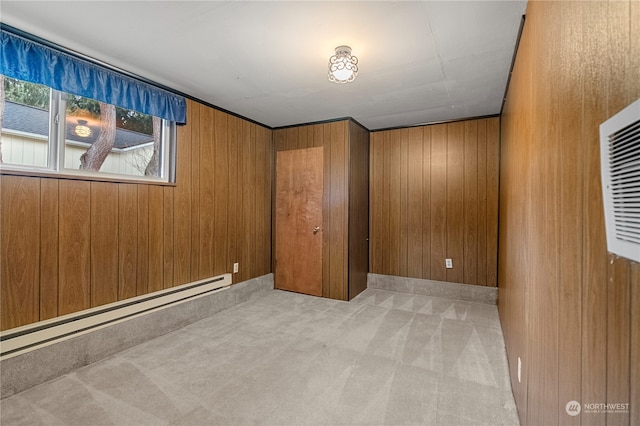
[74,119,91,138]
[328,45,358,84]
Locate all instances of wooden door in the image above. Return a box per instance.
[275,147,323,296]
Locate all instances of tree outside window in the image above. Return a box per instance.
[0,75,168,180]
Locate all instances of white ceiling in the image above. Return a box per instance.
[1,1,527,130]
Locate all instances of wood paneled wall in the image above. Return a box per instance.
[369,117,499,286]
[348,121,370,299]
[499,2,640,425]
[0,99,273,331]
[273,119,369,301]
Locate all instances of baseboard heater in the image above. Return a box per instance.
[0,274,232,360]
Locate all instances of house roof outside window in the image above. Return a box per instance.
[2,101,154,150]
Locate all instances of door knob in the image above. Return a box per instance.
[313,226,320,234]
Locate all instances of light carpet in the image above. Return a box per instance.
[0,288,519,425]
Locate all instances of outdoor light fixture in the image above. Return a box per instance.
[328,45,358,83]
[74,119,91,138]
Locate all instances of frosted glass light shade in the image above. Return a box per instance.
[328,46,358,84]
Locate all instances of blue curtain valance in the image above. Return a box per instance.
[1,28,187,125]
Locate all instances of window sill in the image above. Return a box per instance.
[0,167,176,187]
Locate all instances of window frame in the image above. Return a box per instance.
[1,83,177,185]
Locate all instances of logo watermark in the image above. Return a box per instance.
[583,402,629,415]
[565,401,581,416]
[565,400,630,416]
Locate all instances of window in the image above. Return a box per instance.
[0,75,175,182]
[0,77,51,168]
[0,26,185,183]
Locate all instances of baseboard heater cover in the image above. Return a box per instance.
[0,274,232,360]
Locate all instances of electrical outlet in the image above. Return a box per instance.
[233,262,239,273]
[518,357,522,383]
[445,258,453,269]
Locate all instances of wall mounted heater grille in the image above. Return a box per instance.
[600,98,640,263]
